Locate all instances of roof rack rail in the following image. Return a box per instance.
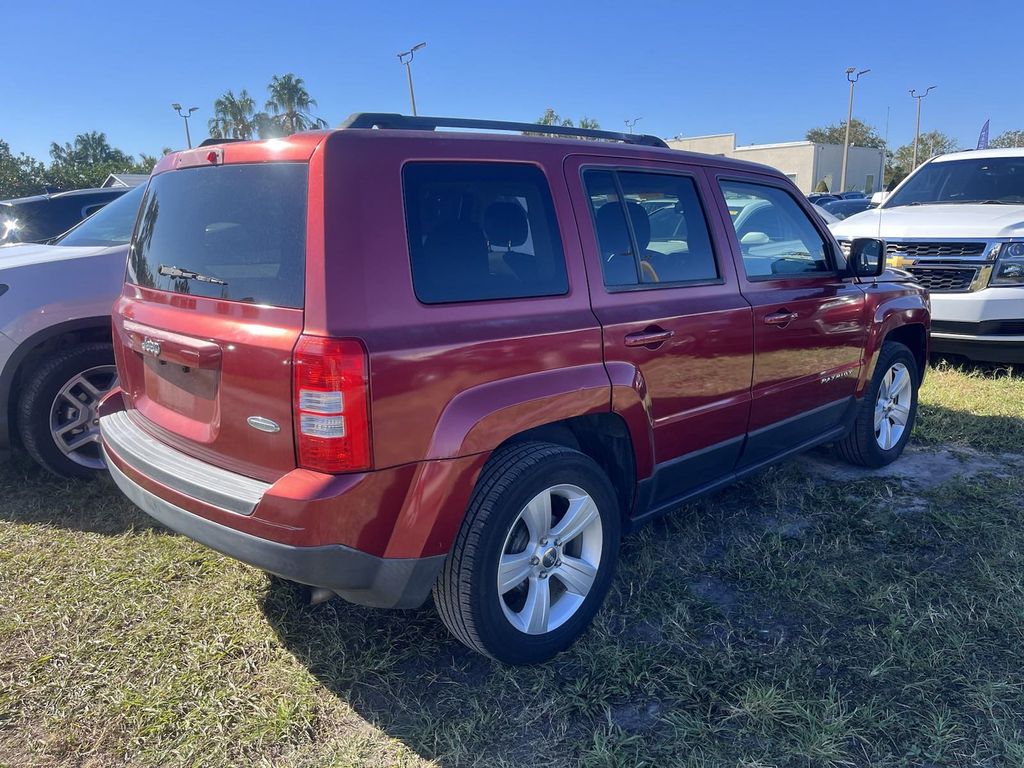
[339,112,669,149]
[197,137,247,147]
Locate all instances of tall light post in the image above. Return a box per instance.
[172,103,198,149]
[397,42,427,116]
[624,117,642,134]
[840,67,870,194]
[910,86,936,170]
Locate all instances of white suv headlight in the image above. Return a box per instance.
[992,242,1024,286]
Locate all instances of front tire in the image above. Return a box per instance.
[836,340,919,468]
[16,342,118,478]
[433,442,621,664]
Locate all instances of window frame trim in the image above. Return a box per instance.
[400,159,571,307]
[579,164,726,293]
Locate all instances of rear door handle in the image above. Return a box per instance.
[764,310,798,326]
[624,329,674,348]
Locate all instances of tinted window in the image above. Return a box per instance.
[404,162,568,303]
[57,185,145,247]
[128,163,307,308]
[720,181,830,278]
[585,169,719,287]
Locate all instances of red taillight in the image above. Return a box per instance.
[293,335,371,473]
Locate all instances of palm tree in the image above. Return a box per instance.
[264,74,325,135]
[208,89,263,140]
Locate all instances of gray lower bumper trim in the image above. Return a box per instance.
[105,451,444,609]
[100,411,271,515]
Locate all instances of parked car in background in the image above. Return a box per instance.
[821,198,875,220]
[0,186,132,245]
[812,204,840,224]
[99,114,928,665]
[832,147,1024,364]
[838,191,867,200]
[0,183,144,476]
[808,193,840,205]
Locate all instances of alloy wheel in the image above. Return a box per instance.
[497,483,604,635]
[874,362,912,450]
[49,365,118,470]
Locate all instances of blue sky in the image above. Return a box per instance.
[4,0,1022,161]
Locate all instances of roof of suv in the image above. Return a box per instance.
[931,147,1024,162]
[157,113,784,179]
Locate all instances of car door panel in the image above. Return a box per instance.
[564,156,754,511]
[710,173,867,467]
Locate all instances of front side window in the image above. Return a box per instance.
[403,162,568,304]
[720,180,831,278]
[584,169,719,288]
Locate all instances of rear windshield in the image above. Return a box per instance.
[128,163,307,307]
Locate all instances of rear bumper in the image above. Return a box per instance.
[99,405,452,609]
[105,454,443,607]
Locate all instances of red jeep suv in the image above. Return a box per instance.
[100,114,929,664]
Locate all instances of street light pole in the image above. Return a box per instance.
[909,86,936,170]
[624,117,642,134]
[172,103,199,149]
[840,67,869,194]
[397,42,427,116]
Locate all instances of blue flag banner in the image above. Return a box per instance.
[977,119,990,150]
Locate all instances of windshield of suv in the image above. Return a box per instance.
[55,185,145,247]
[885,156,1024,207]
[127,163,307,308]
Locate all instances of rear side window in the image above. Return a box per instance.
[584,169,719,288]
[128,163,307,308]
[403,162,569,304]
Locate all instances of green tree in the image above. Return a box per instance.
[806,119,885,149]
[209,89,265,140]
[990,129,1024,149]
[536,108,600,130]
[0,139,46,198]
[46,131,151,190]
[886,131,959,187]
[264,74,327,136]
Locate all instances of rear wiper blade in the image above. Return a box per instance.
[158,264,228,285]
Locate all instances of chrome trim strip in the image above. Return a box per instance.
[100,410,271,515]
[931,332,1024,342]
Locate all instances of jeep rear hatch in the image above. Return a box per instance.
[114,160,308,482]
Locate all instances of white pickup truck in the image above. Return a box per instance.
[831,148,1024,364]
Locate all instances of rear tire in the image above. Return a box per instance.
[16,342,117,478]
[836,340,919,468]
[433,442,621,664]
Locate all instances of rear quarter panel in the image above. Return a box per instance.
[317,132,606,471]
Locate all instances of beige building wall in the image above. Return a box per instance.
[666,134,885,194]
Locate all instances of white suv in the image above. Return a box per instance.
[831,148,1024,364]
[0,184,144,476]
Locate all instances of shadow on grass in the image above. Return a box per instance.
[915,403,1024,455]
[0,452,160,535]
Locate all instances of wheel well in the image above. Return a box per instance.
[5,325,112,447]
[885,324,927,381]
[500,414,637,522]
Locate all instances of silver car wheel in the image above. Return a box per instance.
[874,361,912,450]
[497,483,604,635]
[49,365,118,470]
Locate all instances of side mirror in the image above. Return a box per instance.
[740,231,770,245]
[848,237,886,278]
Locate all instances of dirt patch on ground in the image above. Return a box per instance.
[804,444,1021,488]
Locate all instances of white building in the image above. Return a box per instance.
[666,133,885,195]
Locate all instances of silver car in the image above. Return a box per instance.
[0,184,144,476]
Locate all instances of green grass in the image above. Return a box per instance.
[1,362,1022,767]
